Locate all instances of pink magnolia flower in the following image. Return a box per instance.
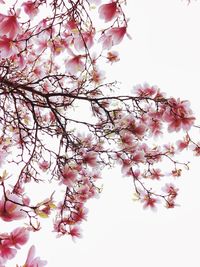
[23,245,47,267]
[0,243,16,261]
[132,151,145,163]
[134,84,157,97]
[164,98,195,132]
[150,168,164,180]
[69,226,82,241]
[99,27,126,49]
[10,53,26,69]
[192,143,200,156]
[149,119,163,137]
[74,32,94,51]
[162,183,178,198]
[65,55,85,75]
[61,165,77,187]
[98,2,118,22]
[0,14,20,39]
[39,161,49,171]
[176,138,189,151]
[142,195,158,210]
[71,207,88,223]
[0,36,18,59]
[0,197,26,222]
[22,1,39,19]
[7,227,29,249]
[91,67,105,84]
[82,151,97,167]
[34,35,49,54]
[50,38,67,55]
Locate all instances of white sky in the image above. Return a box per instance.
[3,0,200,266]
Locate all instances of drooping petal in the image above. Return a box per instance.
[98,2,118,22]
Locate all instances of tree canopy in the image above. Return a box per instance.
[0,0,198,266]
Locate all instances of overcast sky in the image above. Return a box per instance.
[3,0,200,266]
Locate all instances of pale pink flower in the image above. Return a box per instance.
[150,168,164,180]
[50,38,67,55]
[0,195,26,222]
[23,245,47,267]
[162,183,178,198]
[69,226,82,241]
[0,0,5,4]
[141,194,158,211]
[132,151,145,163]
[149,119,163,137]
[0,243,16,261]
[35,35,49,54]
[91,67,105,84]
[98,2,118,22]
[65,55,85,75]
[134,84,157,97]
[6,227,29,249]
[61,165,77,187]
[0,14,20,39]
[74,32,94,51]
[39,161,49,171]
[10,53,26,69]
[99,27,126,49]
[82,151,97,167]
[71,207,88,223]
[176,139,189,151]
[0,36,18,59]
[164,98,195,132]
[22,1,39,19]
[121,132,133,146]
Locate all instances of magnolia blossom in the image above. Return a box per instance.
[164,98,195,132]
[98,2,118,22]
[99,27,126,49]
[0,36,18,59]
[39,161,49,171]
[0,243,17,262]
[69,226,82,241]
[74,32,94,51]
[82,151,97,167]
[0,14,20,39]
[91,67,105,84]
[65,55,85,75]
[141,194,158,210]
[8,227,29,249]
[0,195,26,222]
[22,1,39,19]
[150,168,164,180]
[61,165,77,187]
[176,138,189,151]
[0,228,29,266]
[23,245,47,267]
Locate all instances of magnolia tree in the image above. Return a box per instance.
[0,0,198,266]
